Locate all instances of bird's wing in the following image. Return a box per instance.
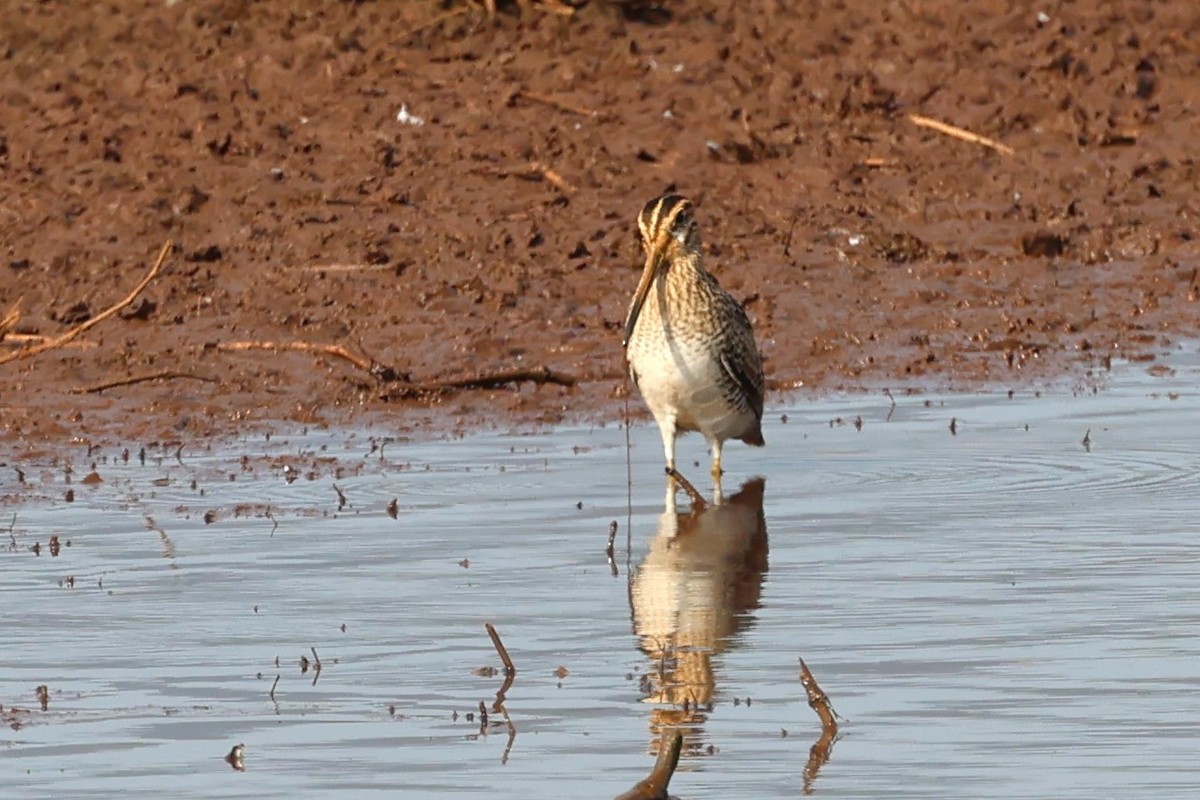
[718,302,765,421]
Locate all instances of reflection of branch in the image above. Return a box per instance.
[615,729,684,800]
[799,658,841,794]
[0,241,171,365]
[804,726,837,795]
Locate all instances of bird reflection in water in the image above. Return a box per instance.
[629,476,768,756]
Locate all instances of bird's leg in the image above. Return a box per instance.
[658,415,677,473]
[710,439,724,480]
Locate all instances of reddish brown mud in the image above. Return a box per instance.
[2,1,1198,447]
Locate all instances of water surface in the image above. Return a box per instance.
[4,355,1200,799]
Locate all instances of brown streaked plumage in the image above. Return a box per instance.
[623,194,765,479]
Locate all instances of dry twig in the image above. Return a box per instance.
[218,339,576,395]
[383,366,578,399]
[512,89,599,118]
[908,113,1015,156]
[0,242,172,365]
[292,263,398,274]
[529,161,577,193]
[398,5,468,40]
[71,371,218,395]
[2,333,94,349]
[216,340,404,382]
[0,301,20,342]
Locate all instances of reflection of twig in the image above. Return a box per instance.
[606,520,619,577]
[665,467,706,511]
[70,370,217,394]
[500,711,517,765]
[614,729,684,800]
[804,725,838,795]
[884,387,897,422]
[144,516,178,568]
[0,241,172,365]
[269,674,280,701]
[908,113,1015,156]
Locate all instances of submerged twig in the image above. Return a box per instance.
[665,467,706,511]
[309,646,323,686]
[614,729,684,800]
[799,658,841,793]
[799,657,842,731]
[486,622,516,677]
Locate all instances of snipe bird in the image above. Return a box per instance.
[623,194,765,478]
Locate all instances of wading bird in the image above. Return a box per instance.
[623,194,765,479]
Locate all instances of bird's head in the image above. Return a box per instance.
[624,194,701,347]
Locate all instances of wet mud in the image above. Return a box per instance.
[3,1,1199,447]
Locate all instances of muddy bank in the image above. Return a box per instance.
[2,0,1198,448]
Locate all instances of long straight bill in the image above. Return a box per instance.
[622,252,663,348]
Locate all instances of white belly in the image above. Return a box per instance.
[629,335,751,444]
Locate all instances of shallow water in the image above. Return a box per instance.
[4,354,1200,799]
